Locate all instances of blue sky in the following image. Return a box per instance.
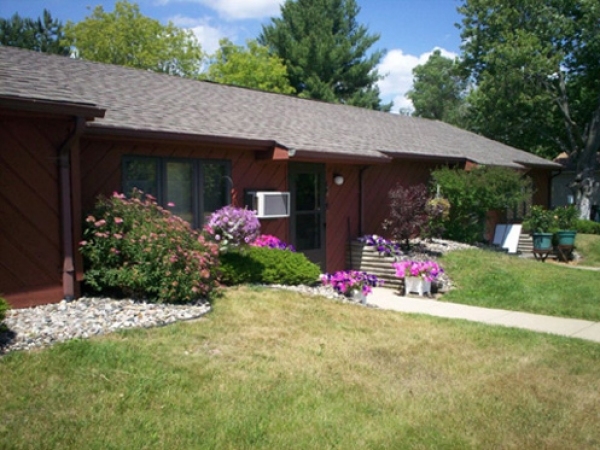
[0,0,464,112]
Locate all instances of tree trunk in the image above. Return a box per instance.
[572,95,600,220]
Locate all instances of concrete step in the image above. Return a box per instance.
[346,242,403,288]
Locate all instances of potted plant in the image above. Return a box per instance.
[392,260,443,297]
[321,270,383,304]
[524,206,555,251]
[357,234,402,259]
[554,205,578,246]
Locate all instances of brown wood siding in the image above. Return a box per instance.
[325,164,360,273]
[0,115,71,308]
[79,138,289,242]
[362,160,437,236]
[530,169,551,208]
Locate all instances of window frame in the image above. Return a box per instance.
[122,155,231,228]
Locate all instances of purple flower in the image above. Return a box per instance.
[321,270,383,296]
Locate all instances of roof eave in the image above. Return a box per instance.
[0,94,106,119]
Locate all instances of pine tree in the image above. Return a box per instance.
[259,0,390,111]
[0,9,69,55]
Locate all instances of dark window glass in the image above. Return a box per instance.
[123,156,229,228]
[166,161,194,225]
[203,163,228,222]
[295,173,320,211]
[295,213,321,250]
[123,158,158,198]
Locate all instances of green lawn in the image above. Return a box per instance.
[440,247,600,320]
[2,287,600,449]
[576,233,600,267]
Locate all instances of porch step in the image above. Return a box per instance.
[517,232,558,260]
[346,242,403,289]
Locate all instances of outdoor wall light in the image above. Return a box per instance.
[333,174,344,186]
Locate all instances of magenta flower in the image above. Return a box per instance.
[392,260,443,282]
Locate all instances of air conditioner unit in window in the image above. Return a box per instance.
[246,191,290,219]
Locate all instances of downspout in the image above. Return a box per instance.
[58,116,85,300]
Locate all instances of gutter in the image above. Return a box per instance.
[58,116,86,300]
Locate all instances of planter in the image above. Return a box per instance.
[532,232,553,251]
[555,230,577,247]
[347,288,367,305]
[404,276,431,297]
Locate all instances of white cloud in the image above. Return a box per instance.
[377,47,458,114]
[160,0,283,20]
[169,15,230,54]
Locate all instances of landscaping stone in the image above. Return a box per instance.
[0,297,210,355]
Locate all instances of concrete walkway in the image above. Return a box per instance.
[367,287,600,343]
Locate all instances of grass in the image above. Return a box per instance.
[440,247,600,320]
[1,286,600,449]
[576,233,600,267]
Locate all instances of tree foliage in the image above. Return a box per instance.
[458,0,600,218]
[382,184,430,248]
[63,0,203,77]
[205,39,294,94]
[431,166,533,243]
[259,0,390,110]
[0,9,69,55]
[407,50,467,126]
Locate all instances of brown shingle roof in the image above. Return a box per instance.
[0,46,559,169]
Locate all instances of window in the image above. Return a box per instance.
[122,156,230,228]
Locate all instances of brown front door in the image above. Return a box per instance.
[289,163,326,270]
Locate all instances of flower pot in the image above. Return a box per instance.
[532,232,553,251]
[404,276,431,297]
[347,288,367,305]
[555,230,576,247]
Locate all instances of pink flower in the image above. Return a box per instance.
[86,215,96,223]
[79,240,88,246]
[114,217,124,224]
[94,219,106,227]
[167,202,175,207]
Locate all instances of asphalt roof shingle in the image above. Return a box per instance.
[0,46,559,169]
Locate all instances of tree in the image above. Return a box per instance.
[381,184,430,249]
[431,166,533,244]
[63,1,203,77]
[259,0,391,110]
[205,39,294,94]
[458,0,600,219]
[407,49,468,126]
[0,9,69,55]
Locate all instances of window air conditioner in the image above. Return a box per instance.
[246,191,290,219]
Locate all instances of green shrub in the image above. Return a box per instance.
[80,190,220,303]
[220,246,320,286]
[576,219,600,235]
[0,296,9,326]
[432,166,533,243]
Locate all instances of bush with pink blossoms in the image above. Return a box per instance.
[251,234,295,251]
[205,206,261,251]
[392,260,443,282]
[79,189,220,303]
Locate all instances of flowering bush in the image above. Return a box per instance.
[79,190,220,303]
[251,234,295,251]
[392,260,443,282]
[321,270,383,296]
[358,234,402,258]
[205,206,261,251]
